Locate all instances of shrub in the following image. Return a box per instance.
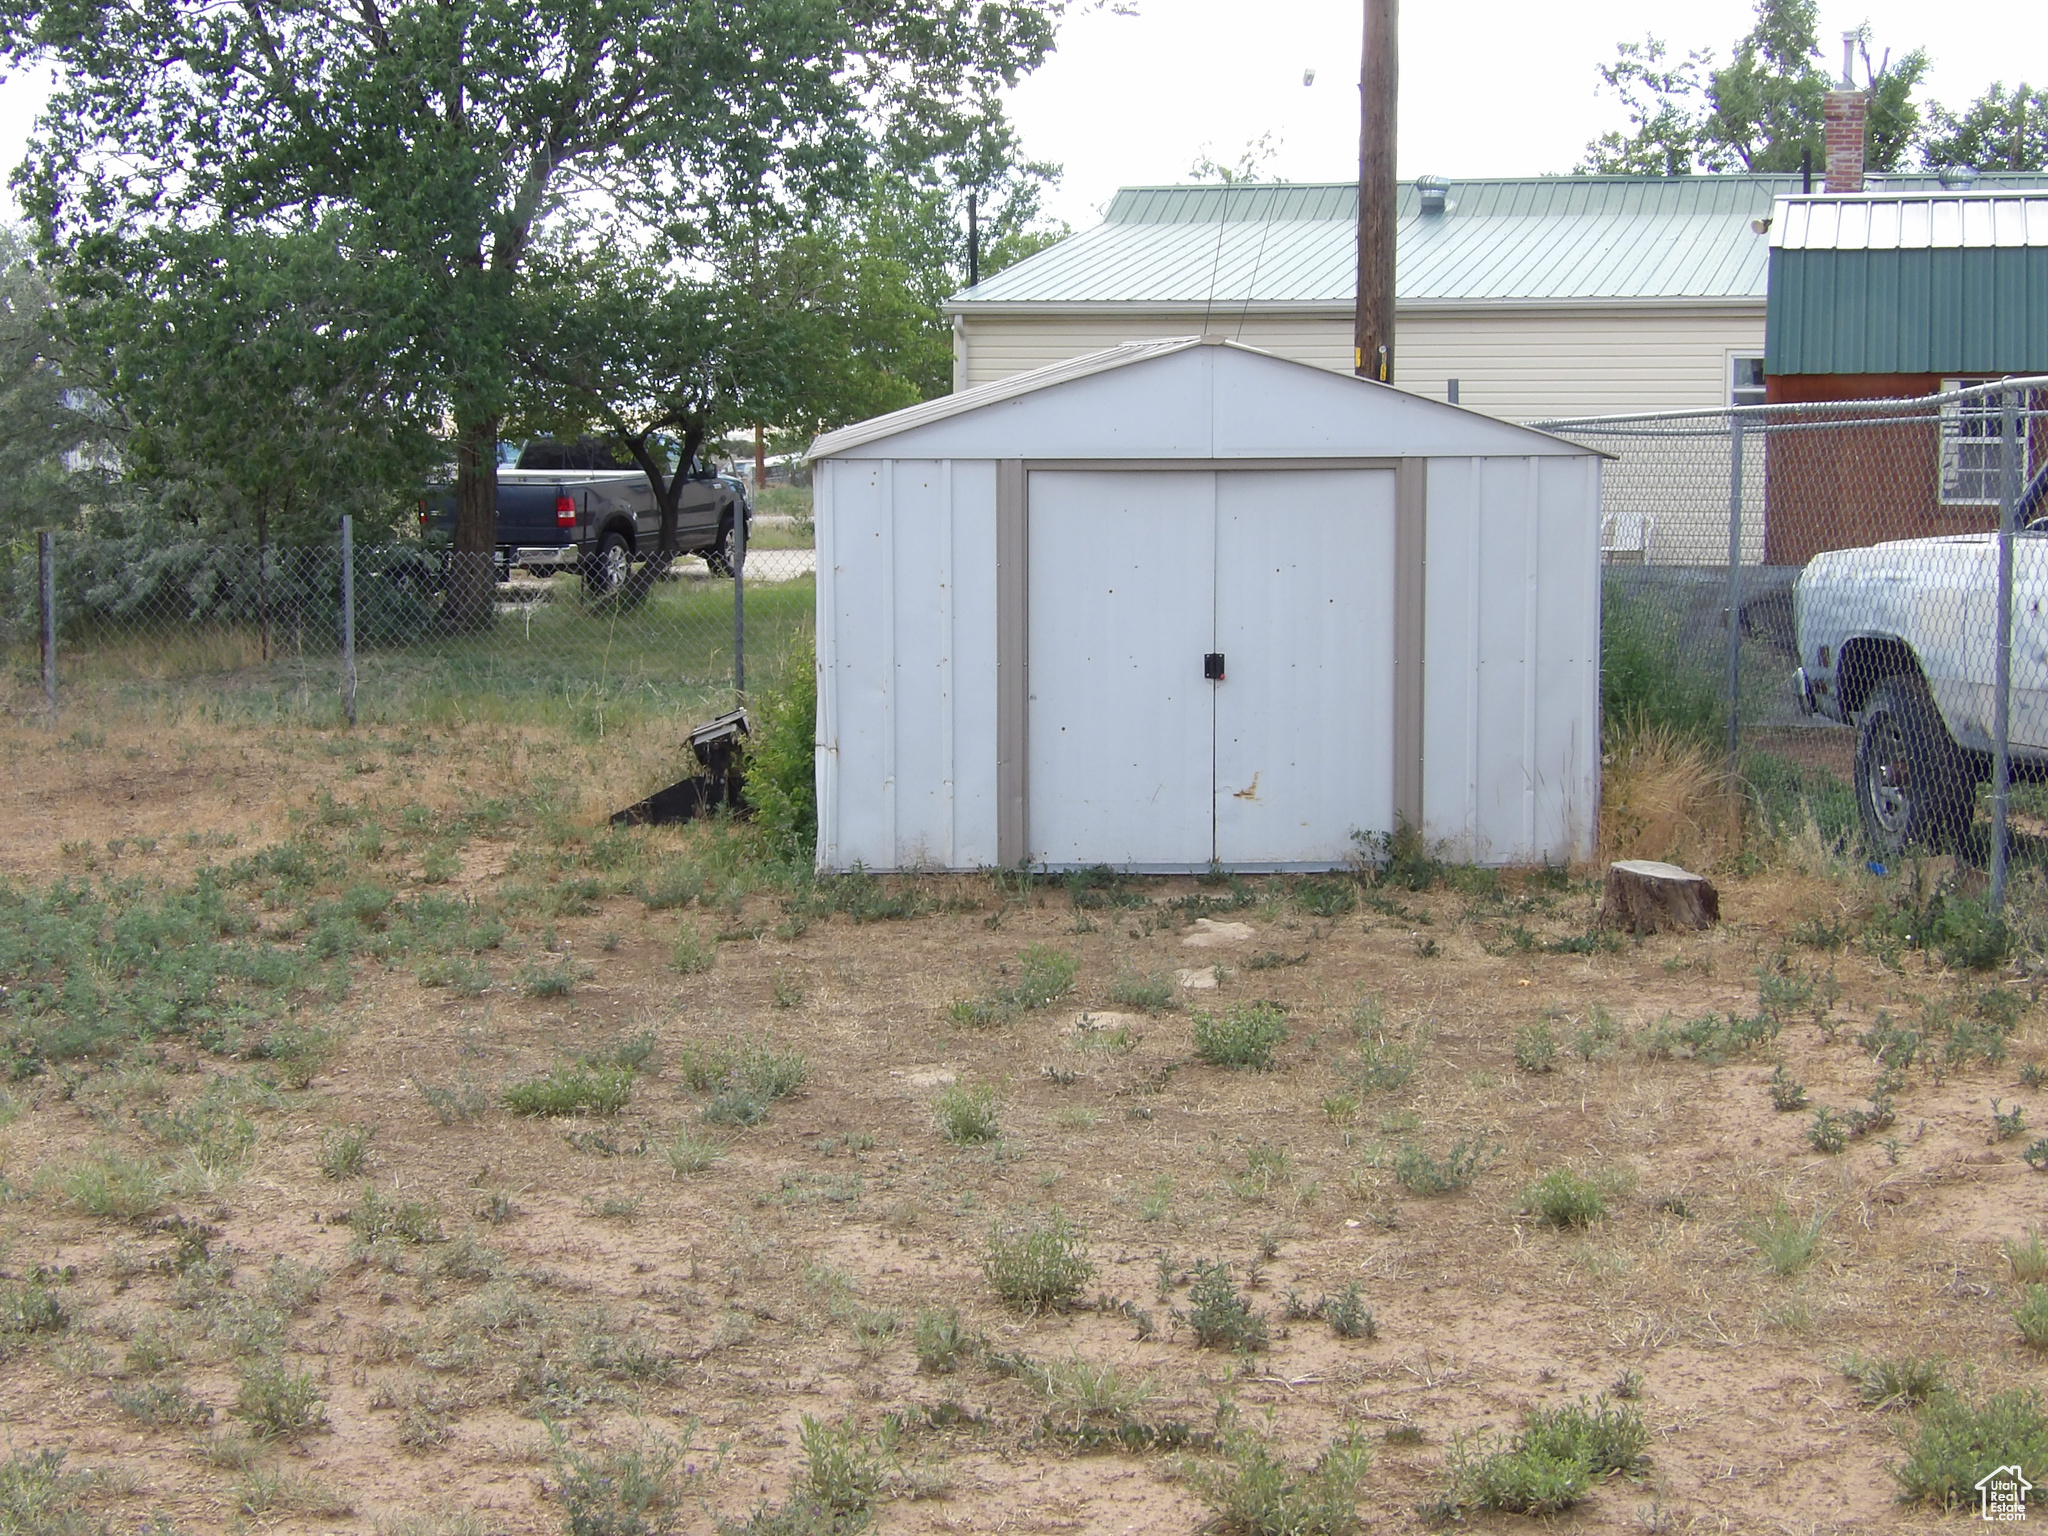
[412,1074,491,1124]
[1176,1261,1268,1352]
[235,1357,327,1439]
[935,1081,1002,1145]
[744,640,819,862]
[503,1064,633,1118]
[1525,1169,1607,1227]
[1893,1390,2048,1509]
[1186,1417,1371,1536]
[982,1209,1094,1312]
[112,1377,213,1426]
[0,1449,99,1536]
[1601,580,1720,741]
[1518,1398,1650,1478]
[1193,1002,1288,1070]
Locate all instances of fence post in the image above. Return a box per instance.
[341,515,358,728]
[38,530,56,724]
[1724,413,1745,787]
[1992,390,2019,914]
[732,506,748,703]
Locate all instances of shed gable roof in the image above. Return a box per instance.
[807,337,1599,462]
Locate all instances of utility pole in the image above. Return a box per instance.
[967,191,980,289]
[1355,0,1397,383]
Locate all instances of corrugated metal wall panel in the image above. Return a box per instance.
[1769,247,2048,373]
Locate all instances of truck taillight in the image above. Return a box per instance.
[555,495,576,528]
[418,498,428,529]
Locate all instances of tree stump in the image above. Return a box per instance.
[1600,859,1720,935]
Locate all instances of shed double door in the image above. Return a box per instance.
[1027,468,1397,869]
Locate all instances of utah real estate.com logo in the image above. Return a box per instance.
[1979,1466,2033,1523]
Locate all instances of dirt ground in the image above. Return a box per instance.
[0,707,2044,1535]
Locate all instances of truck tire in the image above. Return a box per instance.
[702,516,735,577]
[585,530,633,595]
[1854,673,1977,855]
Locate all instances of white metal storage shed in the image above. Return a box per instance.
[807,336,1604,874]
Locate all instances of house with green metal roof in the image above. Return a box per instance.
[1760,182,2048,562]
[946,175,2036,424]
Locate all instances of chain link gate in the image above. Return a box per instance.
[1539,378,2048,912]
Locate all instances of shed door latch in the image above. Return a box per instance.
[1203,653,1226,681]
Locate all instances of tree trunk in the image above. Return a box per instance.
[1600,860,1721,935]
[446,413,498,631]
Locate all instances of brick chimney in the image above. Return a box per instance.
[1823,32,1865,193]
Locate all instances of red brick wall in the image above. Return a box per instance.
[1761,373,1995,564]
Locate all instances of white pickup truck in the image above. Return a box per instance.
[1793,463,2048,853]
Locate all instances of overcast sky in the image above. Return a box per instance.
[1,0,2042,227]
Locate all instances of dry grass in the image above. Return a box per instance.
[0,704,2038,1534]
[1598,720,1740,867]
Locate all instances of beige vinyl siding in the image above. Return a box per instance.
[956,305,1765,423]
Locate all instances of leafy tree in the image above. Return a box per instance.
[1581,38,1713,176]
[0,224,104,538]
[67,225,437,554]
[1188,133,1283,184]
[1923,84,2048,172]
[6,0,1063,624]
[1581,0,1927,176]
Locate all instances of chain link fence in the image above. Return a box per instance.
[0,511,816,739]
[1539,377,2048,909]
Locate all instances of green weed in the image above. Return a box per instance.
[914,1308,974,1374]
[2015,1285,2048,1349]
[982,1209,1094,1313]
[1512,1022,1557,1074]
[348,1186,443,1246]
[661,1128,727,1178]
[550,1424,696,1536]
[1525,1169,1607,1228]
[1186,1417,1371,1536]
[2005,1229,2048,1284]
[670,926,717,976]
[1892,1390,2048,1509]
[1744,1202,1827,1276]
[935,1081,1002,1145]
[52,1147,163,1219]
[317,1124,373,1180]
[1193,1002,1288,1070]
[1107,969,1175,1013]
[1175,1261,1268,1351]
[234,1357,327,1439]
[1392,1140,1494,1196]
[503,1064,633,1118]
[1844,1354,1945,1409]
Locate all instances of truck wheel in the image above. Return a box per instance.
[702,517,735,577]
[585,531,632,594]
[1854,673,1977,856]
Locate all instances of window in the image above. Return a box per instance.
[1939,379,2033,506]
[1729,354,1766,407]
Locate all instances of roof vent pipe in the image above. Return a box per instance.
[1415,174,1449,215]
[1938,165,1980,191]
